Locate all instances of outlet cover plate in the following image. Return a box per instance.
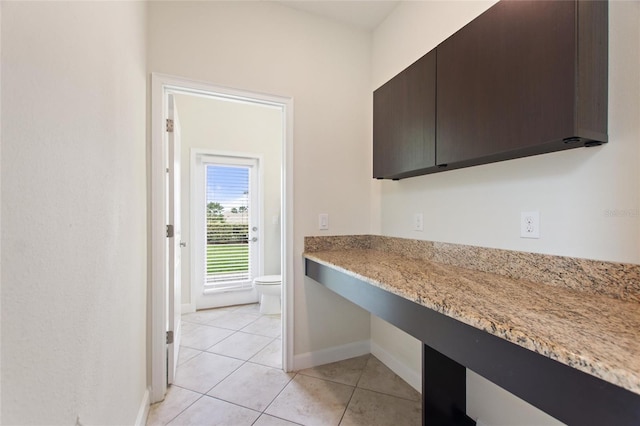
[521,211,540,239]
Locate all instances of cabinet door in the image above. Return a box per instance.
[373,74,397,178]
[373,50,436,179]
[436,0,577,166]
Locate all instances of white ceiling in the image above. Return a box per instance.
[277,1,400,31]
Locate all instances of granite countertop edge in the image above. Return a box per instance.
[303,245,640,397]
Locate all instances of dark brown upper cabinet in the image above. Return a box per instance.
[373,50,436,179]
[436,0,608,169]
[373,0,608,180]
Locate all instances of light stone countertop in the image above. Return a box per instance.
[304,240,640,397]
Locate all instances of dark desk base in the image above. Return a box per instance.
[305,258,640,426]
[423,344,476,425]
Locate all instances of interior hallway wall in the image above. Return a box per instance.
[148,1,373,358]
[174,94,282,307]
[0,1,3,417]
[371,1,640,425]
[1,2,148,424]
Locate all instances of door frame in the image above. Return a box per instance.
[150,73,295,403]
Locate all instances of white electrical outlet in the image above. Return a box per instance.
[413,213,424,231]
[319,213,329,230]
[520,211,540,238]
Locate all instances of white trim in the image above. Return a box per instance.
[291,339,421,393]
[150,74,168,403]
[134,387,151,426]
[150,72,294,401]
[293,340,371,371]
[370,341,422,393]
[282,92,294,373]
[200,288,259,309]
[0,3,3,419]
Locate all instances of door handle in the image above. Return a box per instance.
[180,241,187,248]
[251,237,258,242]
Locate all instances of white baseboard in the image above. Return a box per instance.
[181,303,195,314]
[134,387,151,426]
[371,341,422,393]
[195,289,259,311]
[293,339,371,371]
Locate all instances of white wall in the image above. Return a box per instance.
[374,0,640,262]
[148,1,372,357]
[174,94,282,305]
[1,2,148,424]
[0,1,3,417]
[371,1,640,424]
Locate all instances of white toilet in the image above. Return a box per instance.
[254,275,282,315]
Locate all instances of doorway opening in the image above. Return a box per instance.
[150,73,294,403]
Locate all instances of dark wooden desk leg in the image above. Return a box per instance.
[423,344,476,426]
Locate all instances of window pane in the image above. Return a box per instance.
[205,164,251,289]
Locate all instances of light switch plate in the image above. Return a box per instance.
[319,213,329,230]
[413,213,424,231]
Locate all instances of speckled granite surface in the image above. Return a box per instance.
[305,235,640,302]
[303,235,640,396]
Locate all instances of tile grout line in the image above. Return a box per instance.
[352,353,372,390]
[294,354,370,388]
[336,385,357,426]
[259,371,299,423]
[355,385,423,403]
[246,336,281,367]
[203,338,291,424]
[201,353,249,396]
[201,321,277,360]
[236,329,282,338]
[171,305,419,425]
[165,354,273,424]
[335,353,371,426]
[151,306,287,425]
[251,410,305,426]
[356,354,421,402]
[200,393,263,418]
[158,391,205,426]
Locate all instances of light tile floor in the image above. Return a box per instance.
[147,304,422,426]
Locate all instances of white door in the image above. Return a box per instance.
[167,95,182,384]
[195,154,261,310]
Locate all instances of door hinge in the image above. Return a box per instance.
[166,330,174,345]
[166,118,174,133]
[166,224,174,238]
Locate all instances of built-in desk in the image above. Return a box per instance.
[303,236,640,425]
